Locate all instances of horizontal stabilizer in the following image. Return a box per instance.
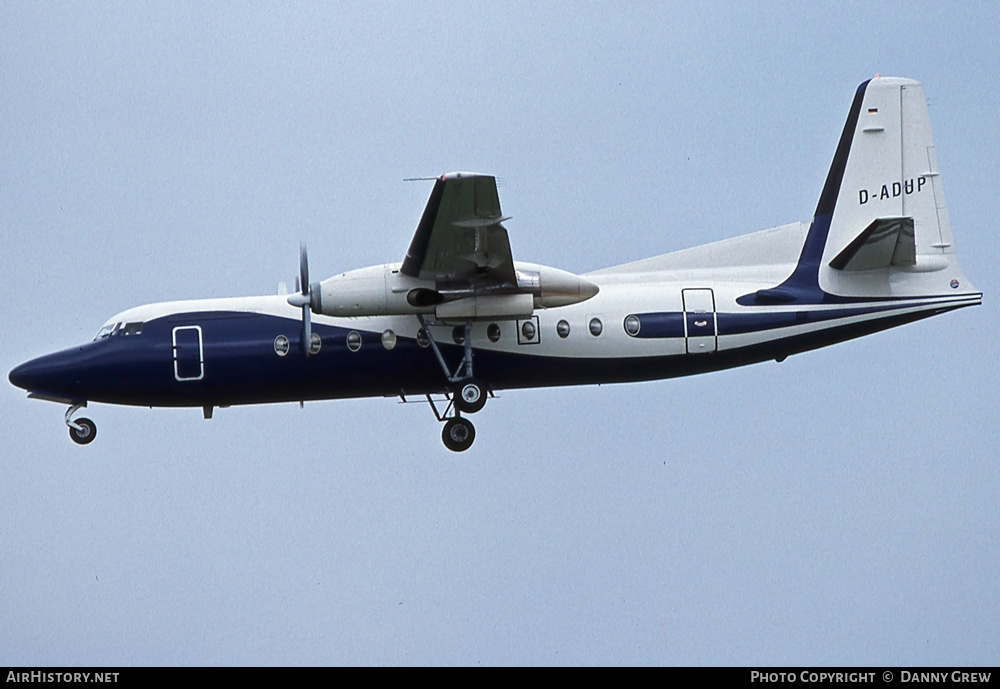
[829,217,915,271]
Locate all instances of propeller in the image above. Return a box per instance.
[286,243,318,355]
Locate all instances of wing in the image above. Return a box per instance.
[400,172,516,288]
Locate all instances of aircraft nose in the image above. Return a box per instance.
[8,348,89,395]
[8,359,41,391]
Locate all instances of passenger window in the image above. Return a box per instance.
[623,315,640,337]
[346,331,362,352]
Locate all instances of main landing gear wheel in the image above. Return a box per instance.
[453,378,487,414]
[69,418,97,445]
[442,417,476,453]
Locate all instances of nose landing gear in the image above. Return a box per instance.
[65,403,97,445]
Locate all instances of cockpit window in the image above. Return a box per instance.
[94,321,143,340]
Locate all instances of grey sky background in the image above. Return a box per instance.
[2,2,997,666]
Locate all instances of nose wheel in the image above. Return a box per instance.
[69,418,97,445]
[65,403,97,445]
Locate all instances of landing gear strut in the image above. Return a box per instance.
[418,315,494,451]
[65,403,97,445]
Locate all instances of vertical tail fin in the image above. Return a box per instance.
[742,77,977,305]
[820,76,973,296]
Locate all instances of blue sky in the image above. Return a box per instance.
[2,3,997,665]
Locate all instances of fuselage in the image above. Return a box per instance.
[8,253,980,410]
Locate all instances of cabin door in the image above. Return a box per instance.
[172,325,204,381]
[682,288,717,354]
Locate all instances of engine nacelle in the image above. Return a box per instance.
[312,262,599,318]
[515,262,600,308]
[314,264,434,317]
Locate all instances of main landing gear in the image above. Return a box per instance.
[442,417,476,452]
[417,316,491,452]
[453,377,487,414]
[65,403,97,445]
[423,396,478,452]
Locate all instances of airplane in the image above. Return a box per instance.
[8,76,982,452]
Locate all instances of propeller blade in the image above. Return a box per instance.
[299,243,309,295]
[301,244,314,355]
[303,306,312,355]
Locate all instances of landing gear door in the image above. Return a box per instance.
[172,326,204,381]
[682,288,717,354]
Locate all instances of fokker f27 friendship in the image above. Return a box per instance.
[9,77,981,451]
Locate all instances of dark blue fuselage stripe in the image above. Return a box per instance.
[632,312,685,338]
[633,299,963,338]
